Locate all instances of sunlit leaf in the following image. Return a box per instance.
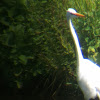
[88,46,95,53]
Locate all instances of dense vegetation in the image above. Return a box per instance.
[0,0,100,99]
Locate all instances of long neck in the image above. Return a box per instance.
[68,19,83,64]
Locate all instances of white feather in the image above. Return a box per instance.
[67,8,100,100]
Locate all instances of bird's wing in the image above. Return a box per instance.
[78,59,100,99]
[84,59,100,98]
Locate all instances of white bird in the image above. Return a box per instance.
[66,8,100,100]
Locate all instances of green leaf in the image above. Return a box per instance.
[11,48,17,53]
[95,53,100,66]
[18,0,27,6]
[33,72,37,76]
[15,81,23,89]
[85,37,89,43]
[85,26,91,31]
[88,46,95,53]
[37,70,42,74]
[19,55,27,65]
[14,71,22,77]
[42,1,47,3]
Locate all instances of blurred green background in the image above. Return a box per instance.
[0,0,100,99]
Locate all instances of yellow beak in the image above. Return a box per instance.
[73,12,85,17]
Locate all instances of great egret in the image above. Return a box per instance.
[66,8,100,100]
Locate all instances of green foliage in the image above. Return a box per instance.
[0,0,71,90]
[59,0,100,94]
[75,0,100,64]
[0,0,99,97]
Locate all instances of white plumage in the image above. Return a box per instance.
[66,8,100,100]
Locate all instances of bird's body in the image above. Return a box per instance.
[66,8,100,100]
[78,58,100,100]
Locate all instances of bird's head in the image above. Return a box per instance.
[66,8,85,19]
